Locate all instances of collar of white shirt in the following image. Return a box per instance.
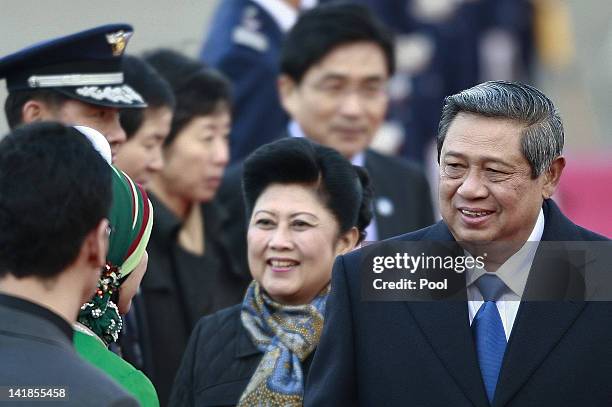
[251,0,316,32]
[466,208,545,339]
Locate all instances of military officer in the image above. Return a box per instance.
[0,24,146,160]
[201,0,316,164]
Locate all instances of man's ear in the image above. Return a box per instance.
[21,100,54,123]
[277,74,298,116]
[80,219,110,270]
[69,219,108,303]
[335,227,360,256]
[542,156,566,199]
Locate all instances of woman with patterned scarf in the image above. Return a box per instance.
[72,127,158,407]
[170,138,373,406]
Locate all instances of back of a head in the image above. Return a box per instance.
[0,122,112,279]
[120,54,176,138]
[437,80,564,177]
[280,2,395,83]
[144,48,232,144]
[243,138,373,242]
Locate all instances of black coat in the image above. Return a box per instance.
[215,148,435,281]
[169,304,314,407]
[140,194,250,405]
[0,294,138,407]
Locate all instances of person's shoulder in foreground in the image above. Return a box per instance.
[0,308,137,407]
[304,80,612,407]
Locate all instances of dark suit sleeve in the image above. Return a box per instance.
[304,255,358,406]
[216,164,249,276]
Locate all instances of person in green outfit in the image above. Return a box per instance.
[73,126,159,407]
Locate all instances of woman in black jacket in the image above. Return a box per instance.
[139,50,250,405]
[169,138,373,406]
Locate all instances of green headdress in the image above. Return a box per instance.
[78,165,153,345]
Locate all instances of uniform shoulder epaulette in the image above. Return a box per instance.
[231,5,269,52]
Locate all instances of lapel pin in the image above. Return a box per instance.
[376,197,394,217]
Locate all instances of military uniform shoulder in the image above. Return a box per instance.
[231,5,270,52]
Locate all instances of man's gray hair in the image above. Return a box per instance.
[437,80,564,177]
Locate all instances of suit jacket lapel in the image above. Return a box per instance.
[493,199,589,406]
[493,301,586,406]
[407,302,490,407]
[401,222,491,407]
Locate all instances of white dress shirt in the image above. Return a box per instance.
[466,208,545,340]
[252,0,317,32]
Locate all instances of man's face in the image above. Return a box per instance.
[49,99,127,161]
[439,113,550,244]
[280,41,389,159]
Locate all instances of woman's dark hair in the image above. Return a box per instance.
[119,54,175,139]
[143,49,232,146]
[243,138,373,243]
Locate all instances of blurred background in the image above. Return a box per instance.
[1,0,610,236]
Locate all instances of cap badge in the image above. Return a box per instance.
[106,30,132,56]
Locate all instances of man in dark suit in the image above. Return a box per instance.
[304,81,612,406]
[0,123,138,406]
[217,3,434,276]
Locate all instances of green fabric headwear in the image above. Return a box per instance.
[79,165,153,345]
[106,166,153,278]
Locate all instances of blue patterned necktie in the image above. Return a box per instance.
[473,274,508,403]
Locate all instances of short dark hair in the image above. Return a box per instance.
[243,138,373,243]
[144,49,232,145]
[4,89,69,129]
[119,54,176,139]
[437,80,564,177]
[0,122,112,279]
[280,2,395,83]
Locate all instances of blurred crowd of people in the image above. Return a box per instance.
[1,1,587,407]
